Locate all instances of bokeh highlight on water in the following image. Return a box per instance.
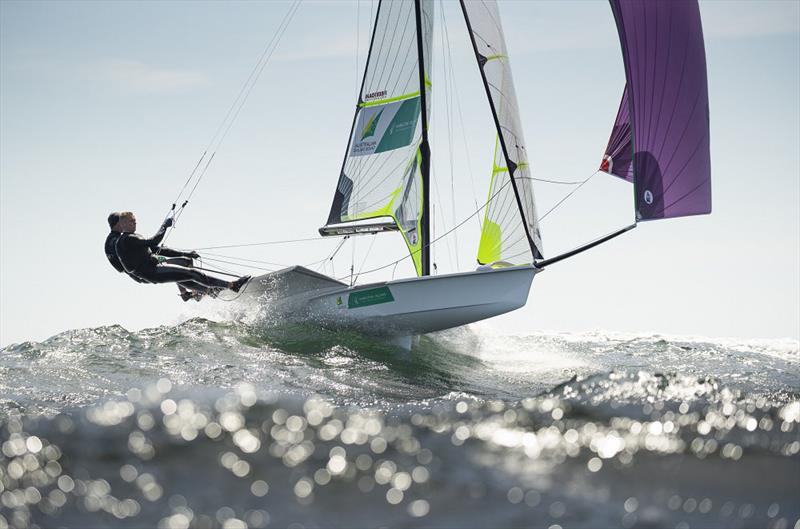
[1,319,798,528]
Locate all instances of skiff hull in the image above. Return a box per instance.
[242,265,537,348]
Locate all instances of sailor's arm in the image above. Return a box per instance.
[142,221,171,249]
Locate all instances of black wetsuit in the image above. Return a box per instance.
[104,225,228,290]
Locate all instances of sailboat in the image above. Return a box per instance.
[240,0,711,350]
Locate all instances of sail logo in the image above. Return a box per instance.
[351,97,420,157]
[364,89,387,101]
[643,190,654,204]
[360,109,383,140]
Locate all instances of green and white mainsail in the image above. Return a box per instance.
[322,0,434,276]
[461,0,544,264]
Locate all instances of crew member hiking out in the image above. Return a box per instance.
[104,211,250,301]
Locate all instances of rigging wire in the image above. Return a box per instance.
[191,166,598,279]
[436,0,460,269]
[316,236,349,274]
[528,176,592,185]
[337,179,513,281]
[201,255,281,273]
[352,233,378,284]
[439,0,459,270]
[194,236,323,251]
[331,166,600,283]
[538,171,599,223]
[439,0,481,232]
[162,0,303,238]
[355,0,360,92]
[175,0,302,219]
[199,251,291,269]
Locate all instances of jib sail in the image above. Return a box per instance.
[461,0,544,266]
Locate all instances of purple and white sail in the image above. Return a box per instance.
[602,0,711,221]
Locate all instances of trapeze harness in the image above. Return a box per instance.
[104,228,228,290]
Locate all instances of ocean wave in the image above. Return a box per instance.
[1,374,798,529]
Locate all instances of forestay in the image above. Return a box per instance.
[322,0,434,276]
[461,0,544,265]
[602,0,711,220]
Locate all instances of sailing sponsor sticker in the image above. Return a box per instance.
[351,97,420,157]
[348,286,394,309]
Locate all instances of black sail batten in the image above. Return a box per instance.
[323,1,384,229]
[414,0,431,277]
[459,0,544,262]
[319,221,399,237]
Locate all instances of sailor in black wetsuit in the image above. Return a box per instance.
[104,211,250,300]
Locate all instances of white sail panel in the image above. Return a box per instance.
[463,0,543,263]
[324,0,434,276]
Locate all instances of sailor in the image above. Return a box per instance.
[104,211,250,300]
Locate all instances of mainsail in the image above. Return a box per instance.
[322,0,434,276]
[460,0,544,265]
[602,0,711,220]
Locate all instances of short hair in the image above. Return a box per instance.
[108,212,120,229]
[108,211,133,229]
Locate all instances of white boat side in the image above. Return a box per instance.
[241,265,537,338]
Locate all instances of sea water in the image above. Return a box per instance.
[1,320,798,528]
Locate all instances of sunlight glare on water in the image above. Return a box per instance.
[0,319,798,528]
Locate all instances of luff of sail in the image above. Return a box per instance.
[460,0,544,265]
[604,0,711,220]
[322,0,434,276]
[601,85,633,182]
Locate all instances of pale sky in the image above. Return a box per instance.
[1,0,798,346]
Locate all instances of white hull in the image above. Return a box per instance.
[242,265,536,345]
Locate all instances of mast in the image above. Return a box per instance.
[414,0,431,276]
[459,0,538,261]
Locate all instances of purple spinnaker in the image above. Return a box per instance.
[604,0,712,220]
[601,85,633,182]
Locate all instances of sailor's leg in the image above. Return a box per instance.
[145,264,230,289]
[164,257,193,267]
[180,280,213,293]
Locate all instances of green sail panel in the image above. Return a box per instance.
[351,97,421,157]
[323,0,434,277]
